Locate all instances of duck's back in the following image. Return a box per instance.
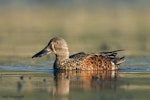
[69,52,112,70]
[65,50,125,70]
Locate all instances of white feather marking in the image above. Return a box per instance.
[111,61,116,70]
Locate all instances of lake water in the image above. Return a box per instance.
[0,56,150,100]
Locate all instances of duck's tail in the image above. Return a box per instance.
[114,56,126,65]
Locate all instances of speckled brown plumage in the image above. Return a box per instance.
[32,37,125,71]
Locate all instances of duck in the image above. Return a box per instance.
[32,37,125,70]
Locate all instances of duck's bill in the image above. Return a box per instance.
[32,47,50,58]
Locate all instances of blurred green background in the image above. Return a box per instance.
[0,0,150,63]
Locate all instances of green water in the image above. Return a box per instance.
[0,57,150,100]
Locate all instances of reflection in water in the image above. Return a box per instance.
[16,81,23,92]
[0,69,149,100]
[52,70,118,97]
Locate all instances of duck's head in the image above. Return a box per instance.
[32,37,69,60]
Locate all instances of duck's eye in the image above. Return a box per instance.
[54,41,59,45]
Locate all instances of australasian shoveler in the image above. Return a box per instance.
[32,37,125,70]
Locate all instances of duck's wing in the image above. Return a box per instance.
[100,49,124,58]
[69,50,125,64]
[69,50,125,70]
[100,50,125,65]
[70,50,124,58]
[69,52,114,70]
[69,52,89,60]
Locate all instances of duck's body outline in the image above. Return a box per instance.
[32,37,125,71]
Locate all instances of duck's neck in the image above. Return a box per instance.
[54,50,69,69]
[55,51,69,61]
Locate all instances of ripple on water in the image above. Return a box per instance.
[0,61,54,72]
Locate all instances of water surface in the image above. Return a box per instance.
[0,56,150,100]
